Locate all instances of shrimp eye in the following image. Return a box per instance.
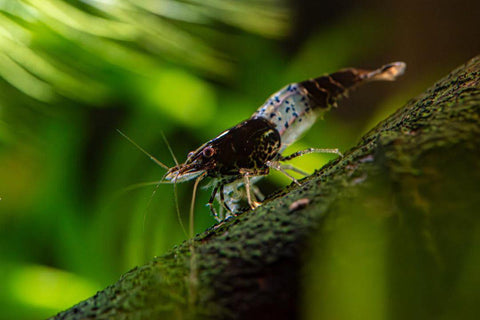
[202,146,215,158]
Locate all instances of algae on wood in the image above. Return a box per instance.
[50,56,480,320]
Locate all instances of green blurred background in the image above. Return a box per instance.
[0,0,478,319]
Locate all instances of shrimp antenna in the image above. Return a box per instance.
[159,133,189,239]
[161,131,179,166]
[187,173,205,307]
[142,172,169,232]
[116,129,169,170]
[118,180,171,194]
[117,130,187,239]
[190,173,206,238]
[161,141,187,238]
[174,181,188,238]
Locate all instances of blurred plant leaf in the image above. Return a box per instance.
[142,68,217,126]
[0,0,289,104]
[7,264,100,311]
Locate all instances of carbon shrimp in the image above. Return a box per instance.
[122,61,406,222]
[163,61,406,221]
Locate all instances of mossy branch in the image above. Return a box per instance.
[50,56,480,320]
